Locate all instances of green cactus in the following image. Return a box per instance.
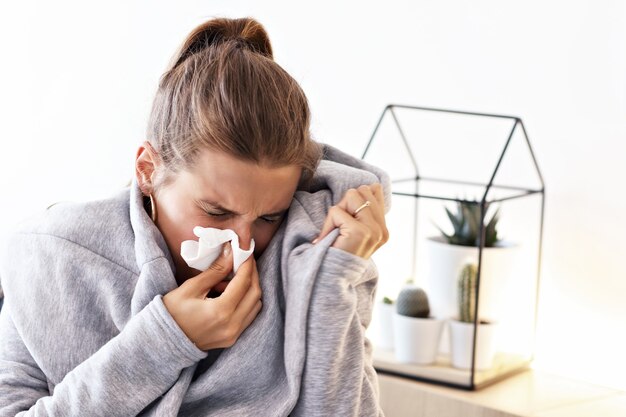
[382,296,394,305]
[396,285,430,318]
[434,199,501,247]
[458,263,478,323]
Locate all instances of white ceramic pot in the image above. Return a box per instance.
[392,313,444,365]
[425,236,517,321]
[449,319,497,370]
[376,301,395,350]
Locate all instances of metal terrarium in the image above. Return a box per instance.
[364,104,545,390]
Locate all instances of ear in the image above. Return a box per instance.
[135,141,159,195]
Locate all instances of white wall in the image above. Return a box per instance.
[1,0,624,390]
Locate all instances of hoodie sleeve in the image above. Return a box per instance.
[0,225,210,416]
[0,292,207,417]
[291,246,385,417]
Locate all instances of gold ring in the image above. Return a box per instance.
[353,200,371,217]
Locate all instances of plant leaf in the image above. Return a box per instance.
[445,207,463,236]
[435,224,452,242]
[485,207,500,246]
[464,204,480,245]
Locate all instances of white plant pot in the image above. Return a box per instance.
[425,236,517,354]
[449,319,497,370]
[392,313,444,365]
[425,236,517,321]
[376,302,395,350]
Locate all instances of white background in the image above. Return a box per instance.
[0,0,624,390]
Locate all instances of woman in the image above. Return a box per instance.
[0,17,390,416]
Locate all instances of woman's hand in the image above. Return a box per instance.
[162,242,262,351]
[312,183,389,260]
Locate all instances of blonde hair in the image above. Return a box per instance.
[145,17,323,191]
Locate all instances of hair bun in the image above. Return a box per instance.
[172,17,273,68]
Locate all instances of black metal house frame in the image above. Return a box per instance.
[361,104,546,390]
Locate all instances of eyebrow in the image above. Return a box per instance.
[199,199,290,217]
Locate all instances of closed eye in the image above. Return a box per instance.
[261,217,280,224]
[205,211,280,224]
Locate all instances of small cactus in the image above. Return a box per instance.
[396,285,430,318]
[458,263,478,323]
[382,296,394,305]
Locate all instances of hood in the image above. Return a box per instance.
[308,142,392,215]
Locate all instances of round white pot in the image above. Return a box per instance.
[449,319,497,370]
[425,236,516,354]
[376,301,395,350]
[392,313,444,365]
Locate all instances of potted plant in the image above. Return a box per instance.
[376,296,395,350]
[426,199,517,330]
[449,263,498,370]
[392,285,444,365]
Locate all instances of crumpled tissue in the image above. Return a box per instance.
[180,226,255,278]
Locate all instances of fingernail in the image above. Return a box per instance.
[312,238,319,244]
[223,242,231,256]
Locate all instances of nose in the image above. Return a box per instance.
[232,224,253,251]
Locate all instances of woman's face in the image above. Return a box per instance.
[139,145,302,285]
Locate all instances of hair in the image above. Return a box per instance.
[145,16,323,192]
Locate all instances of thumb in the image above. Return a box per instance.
[185,241,233,298]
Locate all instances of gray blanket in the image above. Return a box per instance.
[0,143,391,416]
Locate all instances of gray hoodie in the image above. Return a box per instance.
[0,143,391,416]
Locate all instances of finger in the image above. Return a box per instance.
[334,188,381,232]
[336,187,386,253]
[363,183,384,207]
[359,184,389,248]
[230,260,262,322]
[355,185,383,223]
[217,254,254,309]
[324,207,376,257]
[184,241,233,298]
[245,299,263,328]
[335,187,374,218]
[312,186,383,245]
[235,299,263,340]
[313,188,361,243]
[211,258,254,294]
[314,203,374,250]
[312,205,343,244]
[369,183,386,212]
[212,279,230,294]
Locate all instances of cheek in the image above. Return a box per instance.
[157,196,209,246]
[252,222,282,252]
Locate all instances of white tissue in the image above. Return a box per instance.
[180,226,255,276]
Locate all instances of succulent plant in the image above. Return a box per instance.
[434,200,501,247]
[458,263,478,323]
[396,285,430,318]
[382,296,394,305]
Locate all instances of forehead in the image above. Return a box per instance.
[180,148,302,213]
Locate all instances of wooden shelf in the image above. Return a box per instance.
[373,346,530,388]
